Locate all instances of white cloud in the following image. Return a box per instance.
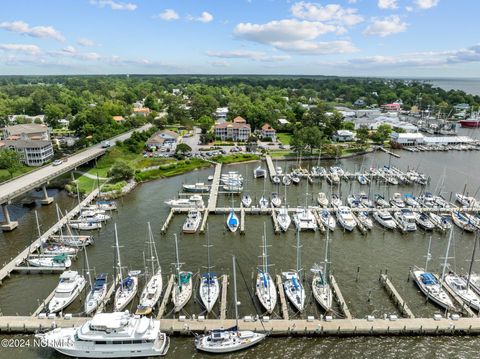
[414,0,439,9]
[188,11,214,23]
[0,20,65,42]
[347,0,357,3]
[206,50,290,62]
[155,9,180,21]
[209,60,230,67]
[89,0,137,11]
[363,15,407,37]
[0,43,41,55]
[274,40,357,54]
[77,38,94,47]
[61,45,77,54]
[378,0,398,9]
[290,2,363,26]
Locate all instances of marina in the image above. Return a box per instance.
[2,149,480,357]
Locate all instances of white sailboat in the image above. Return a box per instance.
[199,229,219,313]
[256,225,277,314]
[137,223,163,315]
[282,230,306,312]
[172,234,193,312]
[194,256,266,353]
[271,192,281,207]
[318,209,336,231]
[226,209,239,232]
[311,226,333,312]
[114,224,139,312]
[241,194,252,208]
[317,192,329,207]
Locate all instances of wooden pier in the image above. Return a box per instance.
[312,210,326,233]
[433,274,476,317]
[13,267,65,275]
[0,189,100,285]
[240,208,245,234]
[6,316,480,337]
[161,208,175,234]
[330,275,352,319]
[157,274,175,319]
[32,287,57,317]
[199,163,222,233]
[265,155,277,178]
[380,274,415,318]
[220,275,228,320]
[271,209,281,234]
[276,275,289,320]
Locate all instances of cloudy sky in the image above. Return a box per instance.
[0,0,479,77]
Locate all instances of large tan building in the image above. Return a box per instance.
[214,116,251,141]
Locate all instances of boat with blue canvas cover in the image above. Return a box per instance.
[226,209,239,232]
[256,225,277,313]
[85,273,108,315]
[452,211,477,232]
[411,268,454,310]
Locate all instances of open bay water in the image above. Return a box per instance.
[1,148,480,358]
[426,78,480,97]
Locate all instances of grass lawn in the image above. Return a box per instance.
[211,153,260,164]
[277,133,293,145]
[269,150,296,158]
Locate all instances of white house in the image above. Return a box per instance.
[260,123,276,141]
[390,132,425,147]
[333,130,355,142]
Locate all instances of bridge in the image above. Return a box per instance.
[0,124,151,231]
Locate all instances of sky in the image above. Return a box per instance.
[0,0,479,77]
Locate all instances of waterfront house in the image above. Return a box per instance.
[214,116,251,141]
[390,132,425,147]
[332,130,355,142]
[260,123,276,141]
[146,129,179,150]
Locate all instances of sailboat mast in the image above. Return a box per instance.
[34,210,41,238]
[232,255,239,329]
[296,229,302,278]
[114,223,124,287]
[467,231,478,290]
[174,233,180,274]
[441,227,454,279]
[263,223,268,274]
[148,222,160,272]
[425,236,432,271]
[324,226,330,282]
[84,245,92,288]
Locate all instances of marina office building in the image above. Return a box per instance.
[391,132,475,147]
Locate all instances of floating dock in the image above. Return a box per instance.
[265,155,277,178]
[220,275,228,320]
[330,275,352,319]
[276,275,289,320]
[157,274,175,319]
[380,274,415,318]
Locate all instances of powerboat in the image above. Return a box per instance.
[271,192,281,208]
[374,194,389,208]
[373,211,397,230]
[358,192,374,208]
[282,175,292,186]
[68,221,102,230]
[253,166,267,178]
[85,273,108,315]
[165,195,204,209]
[318,210,336,231]
[37,311,170,357]
[394,209,417,232]
[415,213,435,231]
[48,271,86,313]
[357,211,373,230]
[404,194,420,207]
[330,193,342,208]
[317,192,329,207]
[272,175,281,184]
[390,193,405,208]
[277,207,291,232]
[293,208,317,231]
[226,210,239,232]
[96,200,118,211]
[182,209,202,233]
[291,173,300,184]
[335,206,357,232]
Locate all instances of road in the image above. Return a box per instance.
[0,124,152,204]
[180,126,201,152]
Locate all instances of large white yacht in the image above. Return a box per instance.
[48,271,86,313]
[292,208,317,231]
[37,311,170,358]
[335,206,357,232]
[164,195,204,209]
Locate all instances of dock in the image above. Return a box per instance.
[265,155,276,178]
[32,287,58,317]
[276,275,289,320]
[312,210,326,233]
[199,163,222,233]
[157,274,175,319]
[161,208,175,234]
[330,275,352,319]
[240,208,245,234]
[0,189,100,285]
[220,275,228,320]
[6,316,480,337]
[380,274,415,318]
[271,209,281,234]
[12,267,65,275]
[433,274,476,317]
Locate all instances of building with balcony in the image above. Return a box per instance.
[214,116,251,141]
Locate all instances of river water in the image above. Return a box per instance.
[1,146,480,358]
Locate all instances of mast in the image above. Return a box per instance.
[232,255,239,329]
[204,225,213,298]
[33,210,43,256]
[467,231,478,290]
[84,244,92,289]
[148,222,160,274]
[441,227,454,279]
[425,236,432,271]
[114,223,124,289]
[174,233,181,275]
[324,225,330,283]
[296,229,302,279]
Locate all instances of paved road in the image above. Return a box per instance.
[180,126,201,152]
[0,124,152,204]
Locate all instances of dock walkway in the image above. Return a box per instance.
[330,275,352,319]
[157,274,175,319]
[0,189,100,285]
[380,274,415,318]
[220,275,228,320]
[265,155,276,178]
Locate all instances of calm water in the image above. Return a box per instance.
[1,149,480,358]
[428,78,480,96]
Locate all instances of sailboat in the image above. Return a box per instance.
[271,192,281,207]
[259,177,269,208]
[282,230,306,312]
[241,194,252,208]
[195,256,266,353]
[277,182,291,232]
[199,228,219,312]
[114,224,139,312]
[137,223,163,315]
[410,233,455,311]
[311,226,333,312]
[226,209,239,232]
[255,225,277,314]
[172,234,193,312]
[83,245,108,315]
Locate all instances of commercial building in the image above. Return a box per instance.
[214,116,251,141]
[390,132,425,147]
[146,129,179,150]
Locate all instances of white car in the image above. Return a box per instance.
[52,159,63,166]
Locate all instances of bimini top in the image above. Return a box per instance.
[420,272,438,285]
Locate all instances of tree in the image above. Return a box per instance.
[0,149,22,177]
[176,143,192,154]
[341,121,355,131]
[371,124,392,144]
[355,126,369,144]
[107,160,134,182]
[197,115,214,134]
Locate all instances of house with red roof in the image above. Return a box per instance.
[214,116,251,141]
[260,123,276,141]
